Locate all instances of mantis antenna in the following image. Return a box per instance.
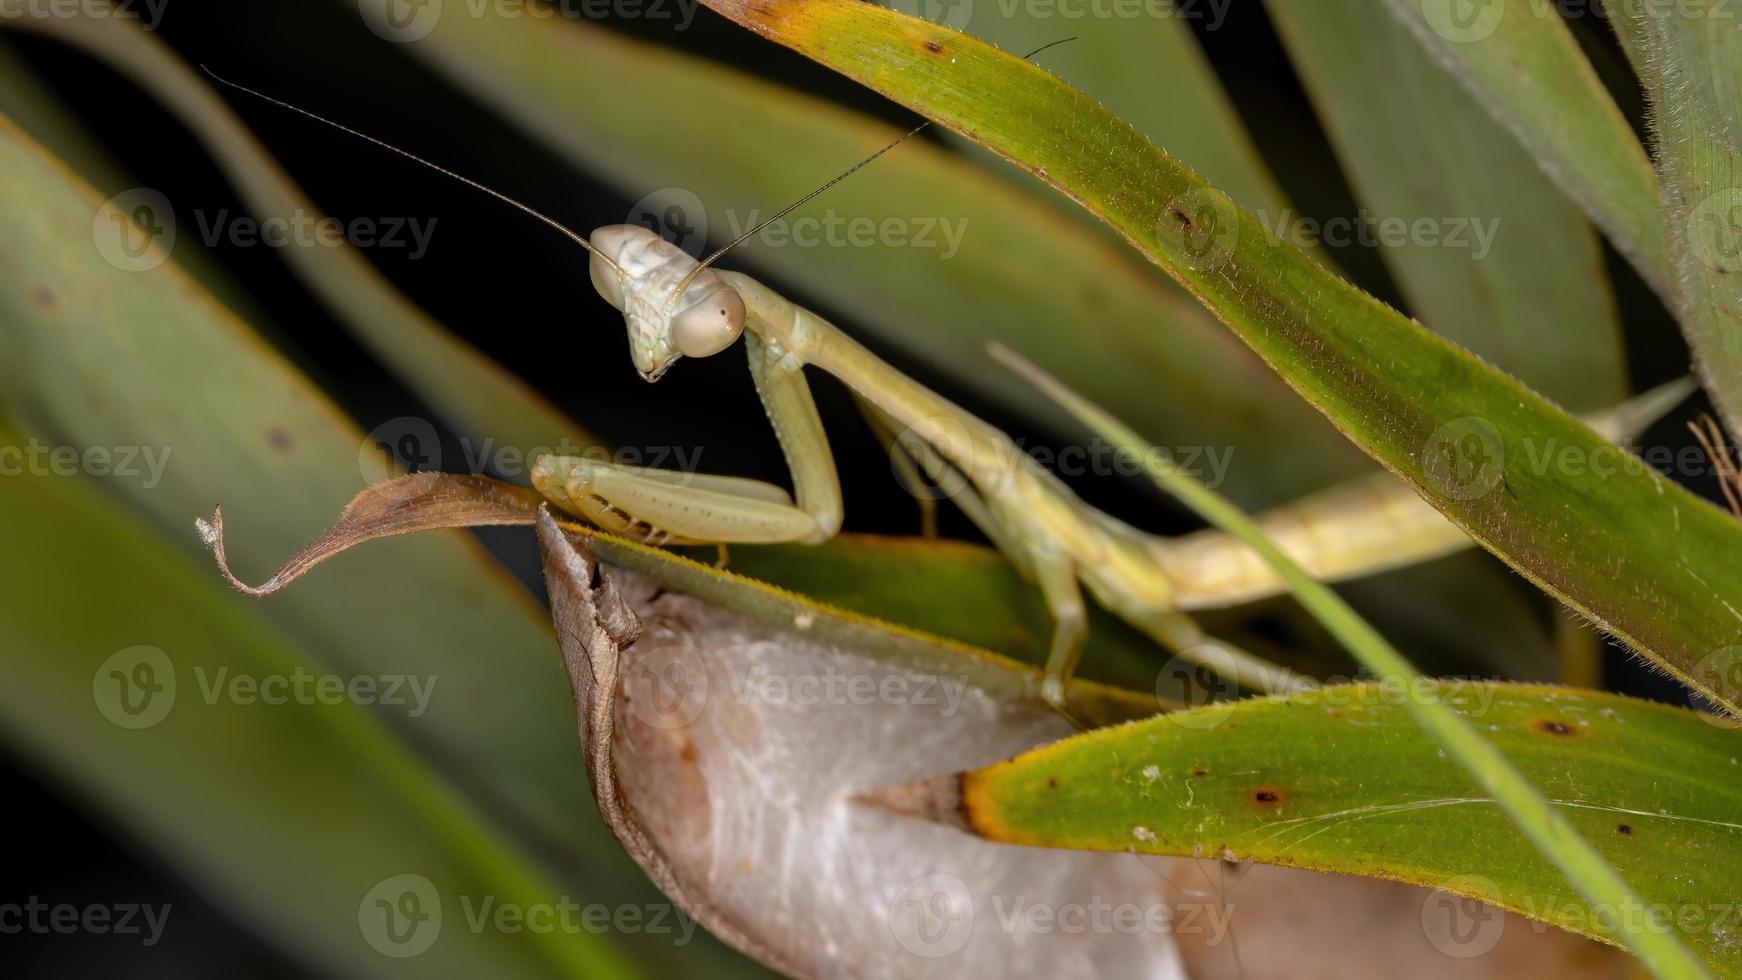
[199,65,628,278]
[672,35,1078,298]
[204,34,1072,289]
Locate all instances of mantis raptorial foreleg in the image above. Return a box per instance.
[534,331,844,546]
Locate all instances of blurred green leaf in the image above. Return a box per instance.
[4,12,595,458]
[0,110,721,969]
[0,427,627,979]
[696,0,1742,713]
[398,3,1371,506]
[1269,0,1628,410]
[1603,0,1742,442]
[905,2,1297,227]
[1380,0,1671,297]
[950,683,1741,973]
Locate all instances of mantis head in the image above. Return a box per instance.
[588,224,746,383]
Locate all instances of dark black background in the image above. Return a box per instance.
[0,1,1712,974]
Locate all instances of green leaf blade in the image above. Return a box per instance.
[959,683,1741,974]
[0,434,630,979]
[1269,0,1629,409]
[1606,0,1742,443]
[1380,0,1672,295]
[697,0,1742,714]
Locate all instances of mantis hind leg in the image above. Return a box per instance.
[1127,604,1316,696]
[854,394,939,539]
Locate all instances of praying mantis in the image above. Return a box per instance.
[204,72,1690,713]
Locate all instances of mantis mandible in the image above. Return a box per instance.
[205,71,1688,712]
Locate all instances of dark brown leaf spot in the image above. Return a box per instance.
[1046,777,1059,789]
[923,40,943,54]
[1533,718,1576,736]
[1189,767,1209,779]
[1251,785,1283,807]
[30,285,55,308]
[1617,823,1633,836]
[266,427,294,452]
[1170,206,1193,229]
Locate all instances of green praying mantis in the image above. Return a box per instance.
[203,71,1691,713]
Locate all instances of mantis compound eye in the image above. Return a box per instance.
[671,286,746,359]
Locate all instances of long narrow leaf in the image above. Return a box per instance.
[988,348,1710,977]
[1602,0,1742,442]
[697,0,1742,714]
[0,431,628,978]
[1380,0,1671,295]
[1269,0,1629,409]
[933,681,1740,974]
